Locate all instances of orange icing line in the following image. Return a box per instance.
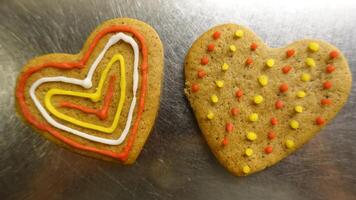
[16,25,148,161]
[59,75,116,120]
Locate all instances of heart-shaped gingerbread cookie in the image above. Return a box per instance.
[185,24,352,176]
[15,18,164,163]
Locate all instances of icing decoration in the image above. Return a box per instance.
[275,100,284,109]
[250,43,258,51]
[321,98,332,105]
[270,117,278,126]
[268,131,276,140]
[245,148,253,157]
[301,73,311,82]
[264,146,273,154]
[305,58,316,67]
[222,63,229,71]
[207,43,215,52]
[59,76,116,120]
[289,120,299,129]
[16,25,148,160]
[286,49,295,58]
[249,113,259,122]
[323,81,332,89]
[226,122,234,133]
[253,95,264,104]
[296,90,306,98]
[44,54,127,133]
[308,42,319,52]
[229,45,237,52]
[258,75,268,86]
[197,69,207,78]
[201,56,209,65]
[207,111,215,120]
[316,116,325,125]
[279,83,289,93]
[235,30,244,38]
[282,65,292,74]
[294,105,303,113]
[285,139,295,149]
[242,165,251,174]
[246,132,257,141]
[191,83,200,93]
[231,107,239,116]
[235,89,244,99]
[215,80,224,88]
[329,50,339,59]
[211,95,219,103]
[222,136,228,146]
[266,59,275,67]
[245,57,253,65]
[213,31,221,40]
[326,64,335,73]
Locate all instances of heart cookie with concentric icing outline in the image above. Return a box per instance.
[15,18,164,163]
[185,24,352,176]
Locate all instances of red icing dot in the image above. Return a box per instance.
[201,56,209,65]
[316,116,325,125]
[245,57,253,65]
[286,49,295,58]
[279,83,289,93]
[191,83,200,93]
[268,131,276,140]
[321,98,332,105]
[326,64,335,73]
[323,81,332,89]
[270,117,278,126]
[197,69,206,78]
[213,31,221,40]
[226,122,234,133]
[231,107,239,116]
[275,100,284,109]
[282,65,292,74]
[235,89,244,98]
[264,146,273,154]
[329,50,339,59]
[222,137,228,146]
[250,43,258,51]
[207,43,215,52]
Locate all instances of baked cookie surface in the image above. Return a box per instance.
[15,18,164,164]
[185,24,352,176]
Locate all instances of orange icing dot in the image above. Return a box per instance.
[231,107,239,116]
[226,122,234,133]
[268,131,276,140]
[250,43,258,51]
[321,98,332,105]
[326,64,335,73]
[329,50,339,59]
[275,100,284,109]
[286,49,295,58]
[264,146,273,154]
[222,136,228,146]
[323,81,332,89]
[270,117,278,126]
[197,69,207,78]
[207,43,215,52]
[201,56,209,65]
[213,31,221,40]
[245,57,253,65]
[316,116,325,125]
[279,83,289,93]
[191,83,200,93]
[282,65,292,74]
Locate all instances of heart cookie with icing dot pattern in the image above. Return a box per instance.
[15,18,164,163]
[185,24,352,176]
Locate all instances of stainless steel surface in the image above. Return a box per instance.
[0,0,355,199]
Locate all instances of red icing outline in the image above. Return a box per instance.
[16,25,148,161]
[59,75,116,120]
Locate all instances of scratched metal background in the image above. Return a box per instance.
[0,0,355,199]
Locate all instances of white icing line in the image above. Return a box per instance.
[29,32,139,145]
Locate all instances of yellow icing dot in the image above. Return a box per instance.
[305,58,316,67]
[258,75,268,86]
[289,120,299,129]
[301,73,311,82]
[222,63,229,71]
[207,111,214,120]
[215,80,224,88]
[235,30,244,38]
[294,105,303,113]
[245,148,254,156]
[229,45,236,52]
[266,59,275,67]
[296,90,306,98]
[211,95,218,103]
[246,132,257,141]
[253,95,264,104]
[242,165,251,174]
[308,42,320,52]
[249,113,259,122]
[285,139,295,149]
